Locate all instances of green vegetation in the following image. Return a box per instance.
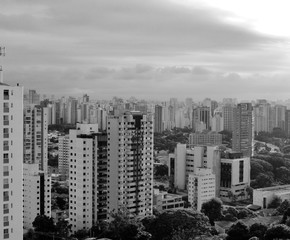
[154,128,191,152]
[251,154,290,188]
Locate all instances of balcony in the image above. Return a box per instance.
[3,184,9,189]
[3,108,9,113]
[3,171,9,176]
[3,158,9,164]
[3,221,9,227]
[3,209,9,214]
[3,121,9,126]
[3,196,9,202]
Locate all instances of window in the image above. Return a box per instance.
[3,204,9,214]
[3,115,9,126]
[3,166,9,176]
[3,89,9,100]
[3,103,9,113]
[3,128,9,138]
[3,191,9,202]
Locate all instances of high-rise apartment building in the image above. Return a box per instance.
[107,111,153,218]
[69,124,108,233]
[232,103,254,157]
[58,135,69,179]
[0,83,24,239]
[24,105,48,173]
[154,105,163,133]
[23,105,51,229]
[23,164,51,229]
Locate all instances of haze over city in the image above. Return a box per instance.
[1,0,290,99]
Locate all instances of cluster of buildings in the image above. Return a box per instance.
[0,80,155,238]
[3,76,290,239]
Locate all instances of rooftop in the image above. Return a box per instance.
[254,184,290,193]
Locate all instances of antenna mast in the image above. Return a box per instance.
[0,46,6,83]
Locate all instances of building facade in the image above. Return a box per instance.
[0,83,24,239]
[232,103,254,157]
[107,111,154,218]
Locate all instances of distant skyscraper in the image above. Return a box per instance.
[222,104,235,132]
[232,103,254,157]
[285,110,290,137]
[28,89,40,105]
[253,102,270,133]
[0,82,24,239]
[154,105,163,133]
[193,106,210,131]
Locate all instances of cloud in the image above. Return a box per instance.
[1,0,290,101]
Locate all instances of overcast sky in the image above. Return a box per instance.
[1,0,290,101]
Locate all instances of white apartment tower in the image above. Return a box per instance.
[107,111,153,218]
[69,124,108,233]
[0,82,24,239]
[23,105,48,173]
[58,135,69,179]
[23,105,51,229]
[23,164,51,229]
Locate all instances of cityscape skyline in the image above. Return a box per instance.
[1,0,290,100]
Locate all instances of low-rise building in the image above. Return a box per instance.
[253,185,290,209]
[153,189,184,211]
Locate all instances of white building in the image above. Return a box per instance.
[69,123,109,233]
[153,189,184,211]
[23,164,51,229]
[23,105,48,173]
[107,111,153,218]
[0,82,24,239]
[168,144,220,193]
[220,152,251,202]
[188,131,222,147]
[253,185,290,209]
[188,168,216,211]
[23,105,51,229]
[58,135,69,179]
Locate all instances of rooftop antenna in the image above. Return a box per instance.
[0,46,6,83]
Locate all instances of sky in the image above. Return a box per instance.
[1,0,290,101]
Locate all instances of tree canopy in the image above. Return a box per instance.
[201,198,223,225]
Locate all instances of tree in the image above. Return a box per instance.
[154,164,168,177]
[201,198,223,226]
[55,219,72,238]
[32,215,55,233]
[274,199,290,215]
[142,209,212,240]
[268,196,282,209]
[265,224,290,240]
[276,166,290,184]
[56,196,67,210]
[101,207,151,240]
[251,173,273,189]
[249,223,267,240]
[227,221,249,240]
[73,229,88,239]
